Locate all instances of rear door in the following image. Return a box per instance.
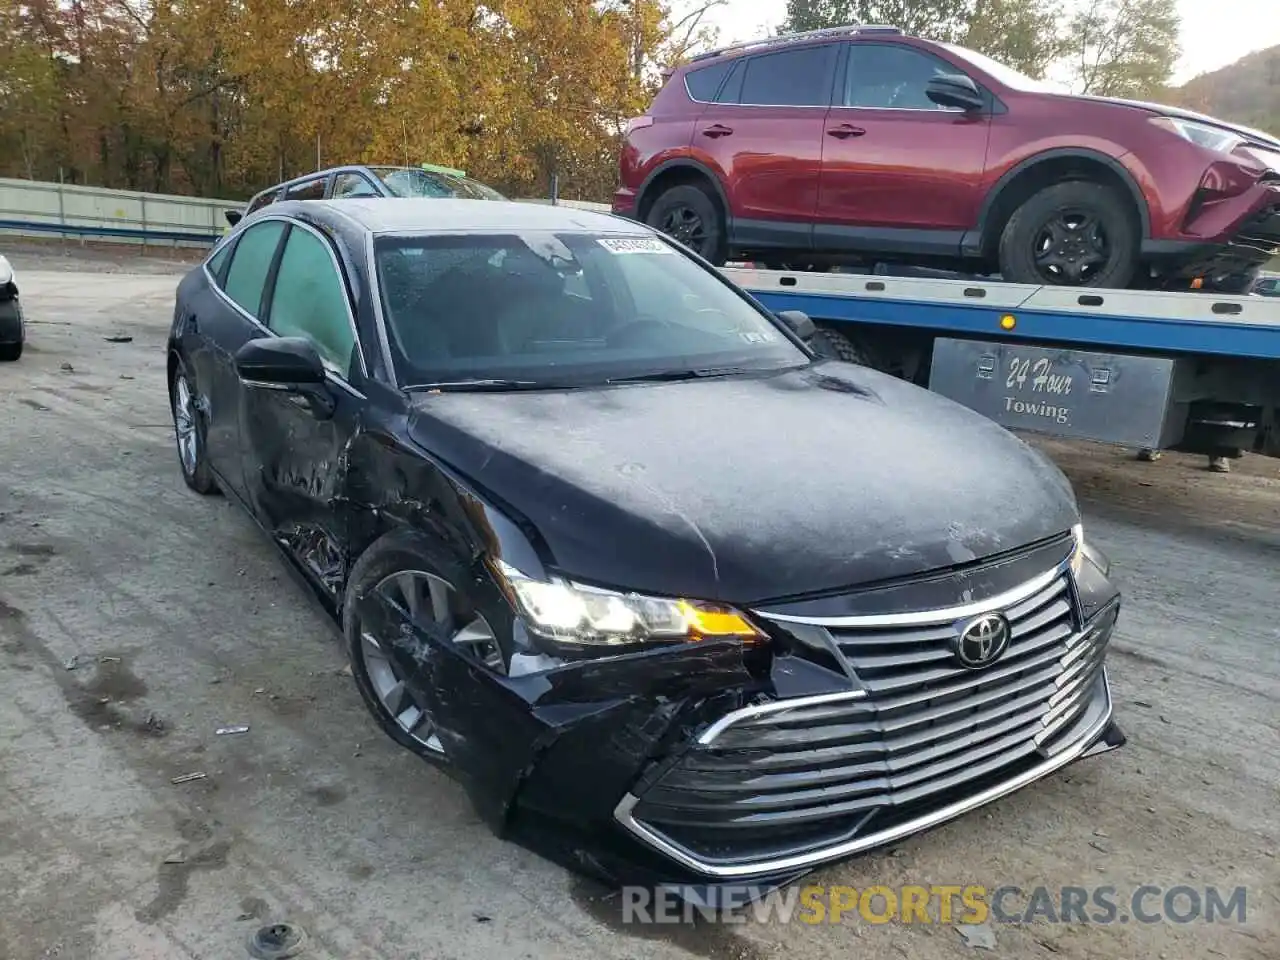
[197,218,289,497]
[692,43,840,252]
[239,221,367,599]
[816,41,993,257]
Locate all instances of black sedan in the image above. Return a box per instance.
[168,197,1124,893]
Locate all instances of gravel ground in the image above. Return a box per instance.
[0,251,1276,960]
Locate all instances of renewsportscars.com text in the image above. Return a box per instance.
[622,884,1249,926]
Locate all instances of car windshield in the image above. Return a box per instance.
[937,43,1061,94]
[373,231,809,388]
[369,167,506,201]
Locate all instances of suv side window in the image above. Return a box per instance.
[684,59,734,102]
[333,173,380,198]
[738,45,837,106]
[246,190,278,214]
[266,226,357,377]
[222,220,287,316]
[284,177,327,201]
[844,43,962,110]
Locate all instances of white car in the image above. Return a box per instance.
[0,255,23,362]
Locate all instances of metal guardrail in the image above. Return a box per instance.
[0,178,612,248]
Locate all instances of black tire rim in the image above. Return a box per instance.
[1031,207,1112,285]
[658,205,709,254]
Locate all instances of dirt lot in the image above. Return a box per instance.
[1,247,1276,960]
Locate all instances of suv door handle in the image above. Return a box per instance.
[701,124,733,138]
[827,124,866,138]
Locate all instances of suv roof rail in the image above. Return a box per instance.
[688,23,901,62]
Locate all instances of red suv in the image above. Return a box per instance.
[614,25,1280,292]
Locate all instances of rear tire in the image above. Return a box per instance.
[169,359,218,495]
[0,341,20,362]
[998,181,1139,289]
[645,183,728,265]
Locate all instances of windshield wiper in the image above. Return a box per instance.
[605,366,762,385]
[403,378,553,392]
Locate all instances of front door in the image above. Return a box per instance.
[238,221,367,601]
[816,42,993,258]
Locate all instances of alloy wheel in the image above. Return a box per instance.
[173,374,199,476]
[659,205,708,254]
[1032,208,1110,285]
[358,569,504,755]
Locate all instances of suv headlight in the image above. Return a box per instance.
[493,559,764,651]
[1150,116,1244,155]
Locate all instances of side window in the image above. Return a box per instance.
[684,60,733,102]
[266,227,357,377]
[222,220,286,316]
[285,177,326,201]
[844,44,962,110]
[247,190,278,214]
[738,45,836,106]
[206,241,232,283]
[333,173,380,198]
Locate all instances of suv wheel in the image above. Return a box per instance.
[645,184,727,265]
[998,181,1138,288]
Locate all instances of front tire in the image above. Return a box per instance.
[170,360,217,495]
[0,341,20,362]
[644,183,728,265]
[998,181,1139,289]
[342,529,508,762]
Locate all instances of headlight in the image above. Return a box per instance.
[1069,522,1086,578]
[1150,116,1244,155]
[493,560,764,650]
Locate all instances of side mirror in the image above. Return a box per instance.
[776,309,816,342]
[224,210,243,227]
[926,74,985,112]
[234,337,334,417]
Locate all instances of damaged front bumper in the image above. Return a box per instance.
[1146,166,1280,284]
[357,536,1124,891]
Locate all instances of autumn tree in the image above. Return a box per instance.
[1064,0,1180,98]
[778,0,1063,76]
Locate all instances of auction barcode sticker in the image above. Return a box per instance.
[597,237,673,255]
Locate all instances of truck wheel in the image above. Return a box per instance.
[811,325,871,366]
[998,181,1138,288]
[645,183,727,265]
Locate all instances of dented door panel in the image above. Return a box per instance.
[239,381,362,599]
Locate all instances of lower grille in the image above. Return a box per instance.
[623,565,1118,871]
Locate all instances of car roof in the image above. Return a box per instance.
[265,198,650,236]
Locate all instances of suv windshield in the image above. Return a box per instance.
[374,231,809,387]
[369,167,506,201]
[937,43,1062,94]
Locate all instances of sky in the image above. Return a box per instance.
[696,0,1280,86]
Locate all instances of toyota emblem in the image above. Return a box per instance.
[953,612,1012,668]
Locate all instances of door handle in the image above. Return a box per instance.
[827,124,866,139]
[701,124,734,138]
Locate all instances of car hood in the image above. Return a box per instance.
[408,363,1079,605]
[1063,93,1280,151]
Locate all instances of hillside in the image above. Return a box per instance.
[1169,45,1280,135]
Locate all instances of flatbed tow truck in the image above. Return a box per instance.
[720,265,1280,464]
